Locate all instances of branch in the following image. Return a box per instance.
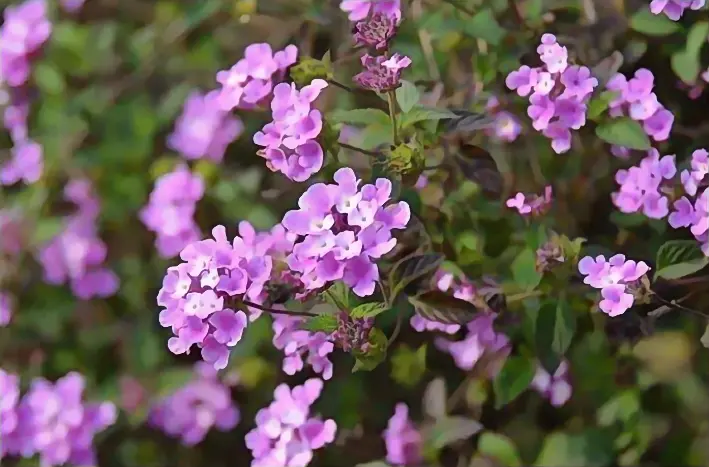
[338,142,383,157]
[652,294,708,319]
[242,300,318,318]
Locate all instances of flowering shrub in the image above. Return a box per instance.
[2,0,709,466]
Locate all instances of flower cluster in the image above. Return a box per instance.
[148,362,239,445]
[253,79,328,181]
[157,222,297,371]
[613,149,708,255]
[578,254,651,316]
[140,164,204,258]
[215,43,298,112]
[340,0,402,22]
[354,53,411,93]
[383,403,423,466]
[0,0,51,88]
[436,314,511,374]
[0,0,50,185]
[0,370,116,466]
[282,167,411,297]
[0,292,11,326]
[506,186,553,216]
[506,34,598,153]
[353,11,399,50]
[37,179,119,299]
[486,96,522,143]
[272,316,335,380]
[606,69,673,157]
[167,90,243,162]
[531,360,572,407]
[245,378,336,467]
[650,0,704,20]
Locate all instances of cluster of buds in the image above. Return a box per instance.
[334,311,374,353]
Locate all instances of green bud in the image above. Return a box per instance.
[289,56,333,87]
[387,136,425,186]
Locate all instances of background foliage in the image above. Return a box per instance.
[2,0,709,466]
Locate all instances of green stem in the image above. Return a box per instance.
[506,290,544,303]
[652,294,708,319]
[327,79,355,93]
[338,142,382,157]
[387,91,399,145]
[242,300,317,318]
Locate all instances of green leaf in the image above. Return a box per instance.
[34,62,66,95]
[493,355,536,408]
[511,248,542,290]
[671,21,709,84]
[302,314,338,333]
[395,80,420,113]
[31,218,65,246]
[328,108,391,126]
[355,123,394,150]
[534,430,614,467]
[655,240,709,280]
[586,91,618,121]
[534,299,576,374]
[350,302,389,319]
[595,118,651,150]
[463,8,506,45]
[352,328,388,372]
[391,344,427,387]
[423,377,447,420]
[408,290,481,325]
[324,281,355,311]
[356,462,392,467]
[399,105,458,129]
[629,8,681,36]
[478,432,523,467]
[425,416,483,449]
[389,251,445,300]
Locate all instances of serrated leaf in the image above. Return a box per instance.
[453,144,503,198]
[408,290,481,325]
[630,8,681,36]
[512,248,542,290]
[355,123,394,150]
[324,281,353,310]
[493,356,536,408]
[587,91,619,121]
[655,240,709,280]
[595,117,651,150]
[352,328,388,372]
[423,377,447,420]
[389,251,445,300]
[329,108,391,126]
[395,80,420,113]
[350,302,389,319]
[399,105,458,129]
[302,314,338,333]
[426,416,483,449]
[478,432,522,467]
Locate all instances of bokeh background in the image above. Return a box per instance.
[2,0,709,466]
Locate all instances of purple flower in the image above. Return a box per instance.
[531,360,572,407]
[486,97,521,142]
[506,34,597,153]
[282,167,410,297]
[1,369,20,459]
[140,164,204,258]
[272,316,335,380]
[436,314,510,374]
[0,139,43,185]
[384,403,423,466]
[167,90,243,162]
[0,293,11,326]
[0,0,52,87]
[215,43,298,111]
[354,53,411,92]
[253,79,328,182]
[36,179,119,299]
[1,371,116,466]
[650,0,705,20]
[506,186,553,217]
[353,12,399,50]
[245,378,336,467]
[578,254,651,316]
[340,0,402,22]
[60,0,85,13]
[148,362,239,445]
